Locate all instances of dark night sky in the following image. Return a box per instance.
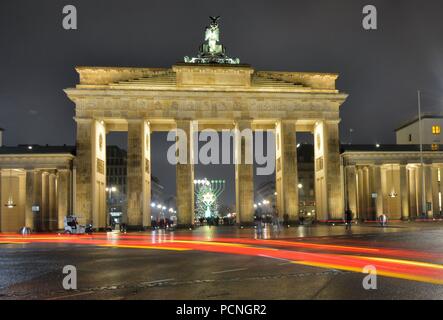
[1,0,443,206]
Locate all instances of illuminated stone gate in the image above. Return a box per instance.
[64,19,347,229]
[65,64,347,228]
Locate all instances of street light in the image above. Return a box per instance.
[106,186,117,192]
[106,186,117,206]
[417,90,426,217]
[106,186,117,227]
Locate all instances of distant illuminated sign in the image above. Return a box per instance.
[32,205,40,212]
[110,212,123,217]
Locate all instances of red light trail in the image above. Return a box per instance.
[1,232,442,285]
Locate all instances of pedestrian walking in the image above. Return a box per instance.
[379,213,387,227]
[345,208,353,230]
[255,208,263,238]
[272,212,281,234]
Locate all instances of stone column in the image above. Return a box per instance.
[235,120,254,225]
[345,165,357,215]
[175,120,195,227]
[75,119,106,228]
[367,166,375,219]
[93,121,107,229]
[33,171,42,231]
[425,164,433,218]
[75,119,93,225]
[25,170,36,230]
[48,173,56,230]
[314,121,343,220]
[416,166,424,216]
[41,172,49,231]
[356,167,364,219]
[143,122,152,228]
[75,118,107,229]
[431,166,440,217]
[275,120,298,223]
[380,166,388,217]
[57,169,71,230]
[409,167,417,218]
[363,167,370,220]
[372,165,384,217]
[399,164,410,220]
[127,120,151,229]
[127,120,142,228]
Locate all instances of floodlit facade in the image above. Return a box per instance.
[63,64,347,229]
[396,114,443,146]
[62,17,347,229]
[0,145,75,232]
[342,144,443,221]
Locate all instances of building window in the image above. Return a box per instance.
[432,125,441,135]
[408,134,412,142]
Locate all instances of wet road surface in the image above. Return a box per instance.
[1,223,443,300]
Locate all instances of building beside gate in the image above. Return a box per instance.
[342,144,443,221]
[0,144,75,232]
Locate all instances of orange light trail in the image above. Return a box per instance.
[1,233,442,285]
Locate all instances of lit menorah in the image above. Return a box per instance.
[194,178,226,218]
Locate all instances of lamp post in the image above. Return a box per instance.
[417,90,426,217]
[106,186,117,226]
[106,186,117,206]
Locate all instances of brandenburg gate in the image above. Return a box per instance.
[64,17,347,229]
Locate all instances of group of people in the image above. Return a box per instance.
[254,206,289,236]
[198,216,221,226]
[344,208,388,229]
[151,217,174,230]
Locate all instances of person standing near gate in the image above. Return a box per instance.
[379,213,387,227]
[345,208,353,230]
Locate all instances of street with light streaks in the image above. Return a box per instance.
[1,223,443,300]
